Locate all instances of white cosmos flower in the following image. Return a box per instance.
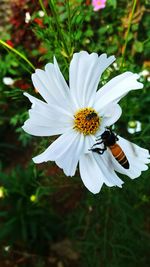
[22,51,150,194]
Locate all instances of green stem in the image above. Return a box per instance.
[120,0,137,69]
[142,37,150,44]
[0,40,35,70]
[39,0,48,16]
[49,0,70,58]
[65,0,72,47]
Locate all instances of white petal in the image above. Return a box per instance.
[23,119,72,136]
[24,92,73,118]
[31,60,74,112]
[32,72,52,104]
[99,103,122,127]
[45,60,70,105]
[69,51,115,108]
[94,72,143,110]
[56,133,85,176]
[33,130,84,176]
[53,56,69,91]
[93,152,124,187]
[79,153,104,194]
[110,135,150,179]
[83,135,96,154]
[94,104,122,138]
[22,93,73,136]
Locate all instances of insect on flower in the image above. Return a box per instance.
[85,111,98,121]
[90,129,129,169]
[22,51,150,194]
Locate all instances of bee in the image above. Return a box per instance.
[90,129,129,169]
[86,112,97,121]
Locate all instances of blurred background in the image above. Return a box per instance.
[0,0,150,266]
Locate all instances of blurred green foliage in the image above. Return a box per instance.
[0,0,150,266]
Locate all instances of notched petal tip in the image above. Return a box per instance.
[101,53,116,63]
[31,73,39,84]
[22,124,26,131]
[90,187,102,194]
[23,92,29,97]
[73,51,89,58]
[109,55,116,62]
[134,73,140,79]
[32,156,42,164]
[22,122,30,133]
[131,73,143,88]
[53,55,57,64]
[31,73,35,80]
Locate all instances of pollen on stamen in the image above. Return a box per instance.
[74,107,101,135]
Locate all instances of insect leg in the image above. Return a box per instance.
[92,140,103,147]
[90,145,107,155]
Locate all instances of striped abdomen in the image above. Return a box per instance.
[109,144,129,169]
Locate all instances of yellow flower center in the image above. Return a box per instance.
[74,107,100,135]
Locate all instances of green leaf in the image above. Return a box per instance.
[107,0,117,8]
[133,40,144,53]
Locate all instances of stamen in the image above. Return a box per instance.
[74,107,101,135]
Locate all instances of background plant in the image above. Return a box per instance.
[0,0,150,266]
